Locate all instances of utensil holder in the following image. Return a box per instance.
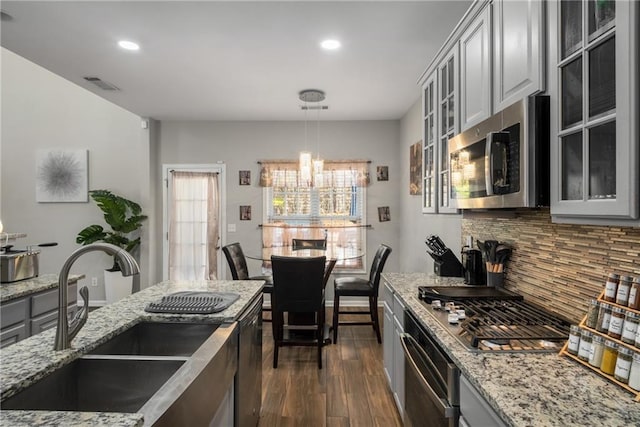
[486,272,504,287]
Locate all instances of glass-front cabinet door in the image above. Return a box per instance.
[421,45,460,214]
[422,76,437,213]
[551,0,638,223]
[437,46,459,214]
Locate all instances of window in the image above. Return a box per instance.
[260,160,369,270]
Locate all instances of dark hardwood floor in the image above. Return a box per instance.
[259,308,403,426]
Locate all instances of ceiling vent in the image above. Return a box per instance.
[83,76,120,91]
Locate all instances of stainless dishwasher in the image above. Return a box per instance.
[402,310,459,427]
[235,294,263,427]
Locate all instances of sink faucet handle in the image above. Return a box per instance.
[68,286,89,343]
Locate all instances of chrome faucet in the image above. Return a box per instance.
[54,242,140,350]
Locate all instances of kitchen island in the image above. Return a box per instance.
[0,279,264,426]
[384,272,640,426]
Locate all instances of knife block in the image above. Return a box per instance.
[432,249,464,277]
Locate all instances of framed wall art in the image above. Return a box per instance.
[377,166,389,181]
[409,141,422,195]
[36,149,88,202]
[378,206,391,222]
[239,170,251,185]
[240,205,252,220]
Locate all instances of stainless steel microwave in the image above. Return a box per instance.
[448,95,550,209]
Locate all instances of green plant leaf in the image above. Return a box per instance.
[78,190,147,258]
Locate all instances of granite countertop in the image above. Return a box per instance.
[0,273,85,303]
[0,279,264,427]
[383,272,640,427]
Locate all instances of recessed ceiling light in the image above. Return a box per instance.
[118,40,140,51]
[320,39,341,50]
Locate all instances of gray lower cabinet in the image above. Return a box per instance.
[0,282,77,348]
[460,374,507,427]
[382,281,405,419]
[0,323,28,348]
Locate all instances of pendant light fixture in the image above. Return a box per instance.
[299,89,325,186]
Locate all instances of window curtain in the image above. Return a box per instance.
[168,171,219,280]
[259,160,370,187]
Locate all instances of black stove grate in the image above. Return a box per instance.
[459,300,571,348]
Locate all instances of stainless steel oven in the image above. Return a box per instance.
[448,95,549,209]
[402,310,459,427]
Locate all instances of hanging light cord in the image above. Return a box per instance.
[316,106,320,160]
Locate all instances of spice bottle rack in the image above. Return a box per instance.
[559,290,640,401]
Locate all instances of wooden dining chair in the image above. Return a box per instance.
[332,244,392,344]
[222,242,274,321]
[271,255,327,369]
[291,238,327,251]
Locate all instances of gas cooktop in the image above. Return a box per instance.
[418,286,571,352]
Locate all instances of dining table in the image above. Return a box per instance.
[246,246,364,344]
[245,246,364,263]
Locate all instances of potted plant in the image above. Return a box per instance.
[77,190,147,303]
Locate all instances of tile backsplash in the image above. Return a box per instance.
[462,208,640,323]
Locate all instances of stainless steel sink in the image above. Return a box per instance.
[1,357,185,412]
[1,321,238,425]
[88,322,220,357]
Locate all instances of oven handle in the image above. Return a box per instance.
[400,333,458,419]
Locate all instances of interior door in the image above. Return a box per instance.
[162,164,226,281]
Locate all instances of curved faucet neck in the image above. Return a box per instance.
[54,243,140,351]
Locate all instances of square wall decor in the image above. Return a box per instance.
[410,141,422,195]
[36,149,88,202]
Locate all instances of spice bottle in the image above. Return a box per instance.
[596,303,612,333]
[578,330,593,361]
[567,325,581,355]
[628,352,640,391]
[608,307,625,339]
[616,276,633,306]
[601,341,618,375]
[635,321,640,349]
[585,299,600,329]
[604,273,620,303]
[589,335,605,368]
[629,277,640,310]
[614,347,633,383]
[622,312,640,345]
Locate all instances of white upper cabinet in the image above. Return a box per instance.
[549,0,639,224]
[493,0,545,111]
[460,5,492,130]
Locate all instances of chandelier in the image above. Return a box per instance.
[299,89,326,186]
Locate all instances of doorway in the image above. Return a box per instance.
[162,164,226,280]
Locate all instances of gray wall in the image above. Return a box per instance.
[398,98,462,273]
[157,120,402,296]
[0,48,151,302]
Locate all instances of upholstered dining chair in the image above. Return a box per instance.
[271,255,327,369]
[222,242,273,320]
[332,244,392,344]
[291,238,327,251]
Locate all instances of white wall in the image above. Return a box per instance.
[0,48,151,302]
[398,97,462,273]
[157,120,402,295]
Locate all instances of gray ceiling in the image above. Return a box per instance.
[0,1,471,121]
